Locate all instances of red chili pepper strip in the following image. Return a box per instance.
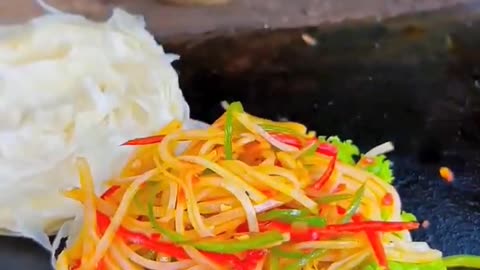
[244,250,267,270]
[121,135,165,146]
[365,231,388,269]
[311,152,337,190]
[97,212,259,270]
[382,193,393,206]
[270,134,303,148]
[259,221,419,242]
[270,134,338,157]
[96,212,189,260]
[71,260,81,270]
[326,221,419,232]
[316,143,337,157]
[333,183,346,193]
[97,259,107,270]
[258,222,342,242]
[269,134,338,190]
[351,214,364,223]
[202,252,245,270]
[100,185,120,200]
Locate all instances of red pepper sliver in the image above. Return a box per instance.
[121,135,165,146]
[336,206,346,215]
[203,252,245,270]
[316,143,337,157]
[333,183,346,193]
[365,230,388,269]
[270,134,338,158]
[243,250,267,270]
[326,221,419,232]
[259,222,341,242]
[381,193,393,206]
[259,221,419,242]
[100,185,120,200]
[96,212,189,260]
[71,261,81,270]
[270,134,302,148]
[97,259,107,270]
[352,214,364,223]
[311,153,337,190]
[262,190,277,198]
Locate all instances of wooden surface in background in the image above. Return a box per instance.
[0,0,477,38]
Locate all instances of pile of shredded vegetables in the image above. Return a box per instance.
[55,102,480,270]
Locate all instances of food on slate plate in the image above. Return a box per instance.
[0,8,195,248]
[55,102,480,269]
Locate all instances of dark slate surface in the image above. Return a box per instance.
[2,5,480,270]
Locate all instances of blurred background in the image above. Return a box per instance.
[0,0,475,38]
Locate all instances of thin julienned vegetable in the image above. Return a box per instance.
[443,255,480,268]
[259,210,326,228]
[55,101,480,270]
[285,249,326,270]
[224,102,244,160]
[191,231,285,254]
[365,230,388,269]
[314,194,352,205]
[340,183,366,223]
[147,202,186,243]
[310,150,337,190]
[121,135,165,146]
[271,247,306,260]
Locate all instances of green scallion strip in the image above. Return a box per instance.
[147,202,186,243]
[443,255,480,269]
[285,249,326,270]
[269,253,280,270]
[271,247,306,260]
[299,140,320,158]
[258,209,308,222]
[191,231,284,254]
[224,102,244,160]
[341,183,366,223]
[315,194,352,205]
[259,123,305,138]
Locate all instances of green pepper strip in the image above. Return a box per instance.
[315,194,352,205]
[191,231,285,254]
[147,202,186,243]
[259,123,305,138]
[291,216,327,228]
[224,102,244,160]
[258,209,308,221]
[299,140,321,158]
[271,247,305,260]
[285,249,326,270]
[341,183,366,223]
[258,210,327,228]
[268,253,280,270]
[443,255,480,268]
